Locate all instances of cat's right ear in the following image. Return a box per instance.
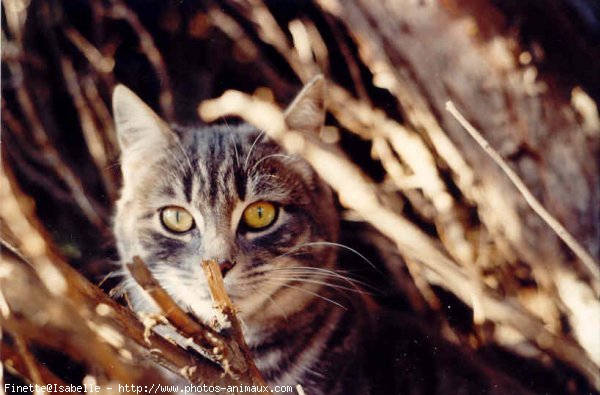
[284,75,326,135]
[112,85,175,155]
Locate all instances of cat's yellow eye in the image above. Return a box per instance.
[160,206,194,233]
[242,201,277,231]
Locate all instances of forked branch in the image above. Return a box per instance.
[201,260,268,389]
[126,256,268,391]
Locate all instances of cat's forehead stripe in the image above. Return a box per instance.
[182,168,193,203]
[148,126,313,214]
[235,164,247,200]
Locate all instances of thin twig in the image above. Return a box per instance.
[12,335,45,393]
[126,257,228,355]
[105,0,174,121]
[201,259,269,390]
[63,26,115,74]
[81,76,120,160]
[445,101,599,287]
[60,56,118,202]
[2,4,109,231]
[328,85,474,266]
[1,340,68,388]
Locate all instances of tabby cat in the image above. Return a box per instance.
[112,78,532,395]
[112,77,376,394]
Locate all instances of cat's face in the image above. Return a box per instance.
[112,79,339,325]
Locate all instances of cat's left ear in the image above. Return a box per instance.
[112,84,175,154]
[284,75,326,134]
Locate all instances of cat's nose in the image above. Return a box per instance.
[217,259,235,278]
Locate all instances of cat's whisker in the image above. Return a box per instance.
[267,295,289,322]
[276,282,347,310]
[105,159,122,170]
[293,277,374,297]
[266,276,371,296]
[254,174,282,182]
[172,136,195,176]
[262,280,348,310]
[272,251,315,260]
[106,267,128,279]
[235,270,377,315]
[246,263,376,293]
[226,125,241,166]
[244,129,266,170]
[280,241,383,276]
[243,272,350,297]
[305,366,327,380]
[255,288,289,321]
[271,266,376,290]
[238,314,249,332]
[109,282,127,298]
[267,270,375,295]
[97,269,120,288]
[272,240,330,259]
[249,154,298,176]
[252,174,284,189]
[265,271,374,295]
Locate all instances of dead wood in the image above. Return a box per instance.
[126,256,268,390]
[201,259,268,390]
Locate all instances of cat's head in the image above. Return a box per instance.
[112,77,339,325]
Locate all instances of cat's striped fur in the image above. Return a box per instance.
[112,78,375,394]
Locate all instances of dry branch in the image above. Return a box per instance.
[105,0,175,121]
[127,257,225,349]
[60,56,118,202]
[2,2,108,231]
[327,85,475,266]
[201,260,268,390]
[2,338,68,389]
[1,241,166,389]
[446,101,600,287]
[126,256,268,390]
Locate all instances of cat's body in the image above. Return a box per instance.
[112,78,377,394]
